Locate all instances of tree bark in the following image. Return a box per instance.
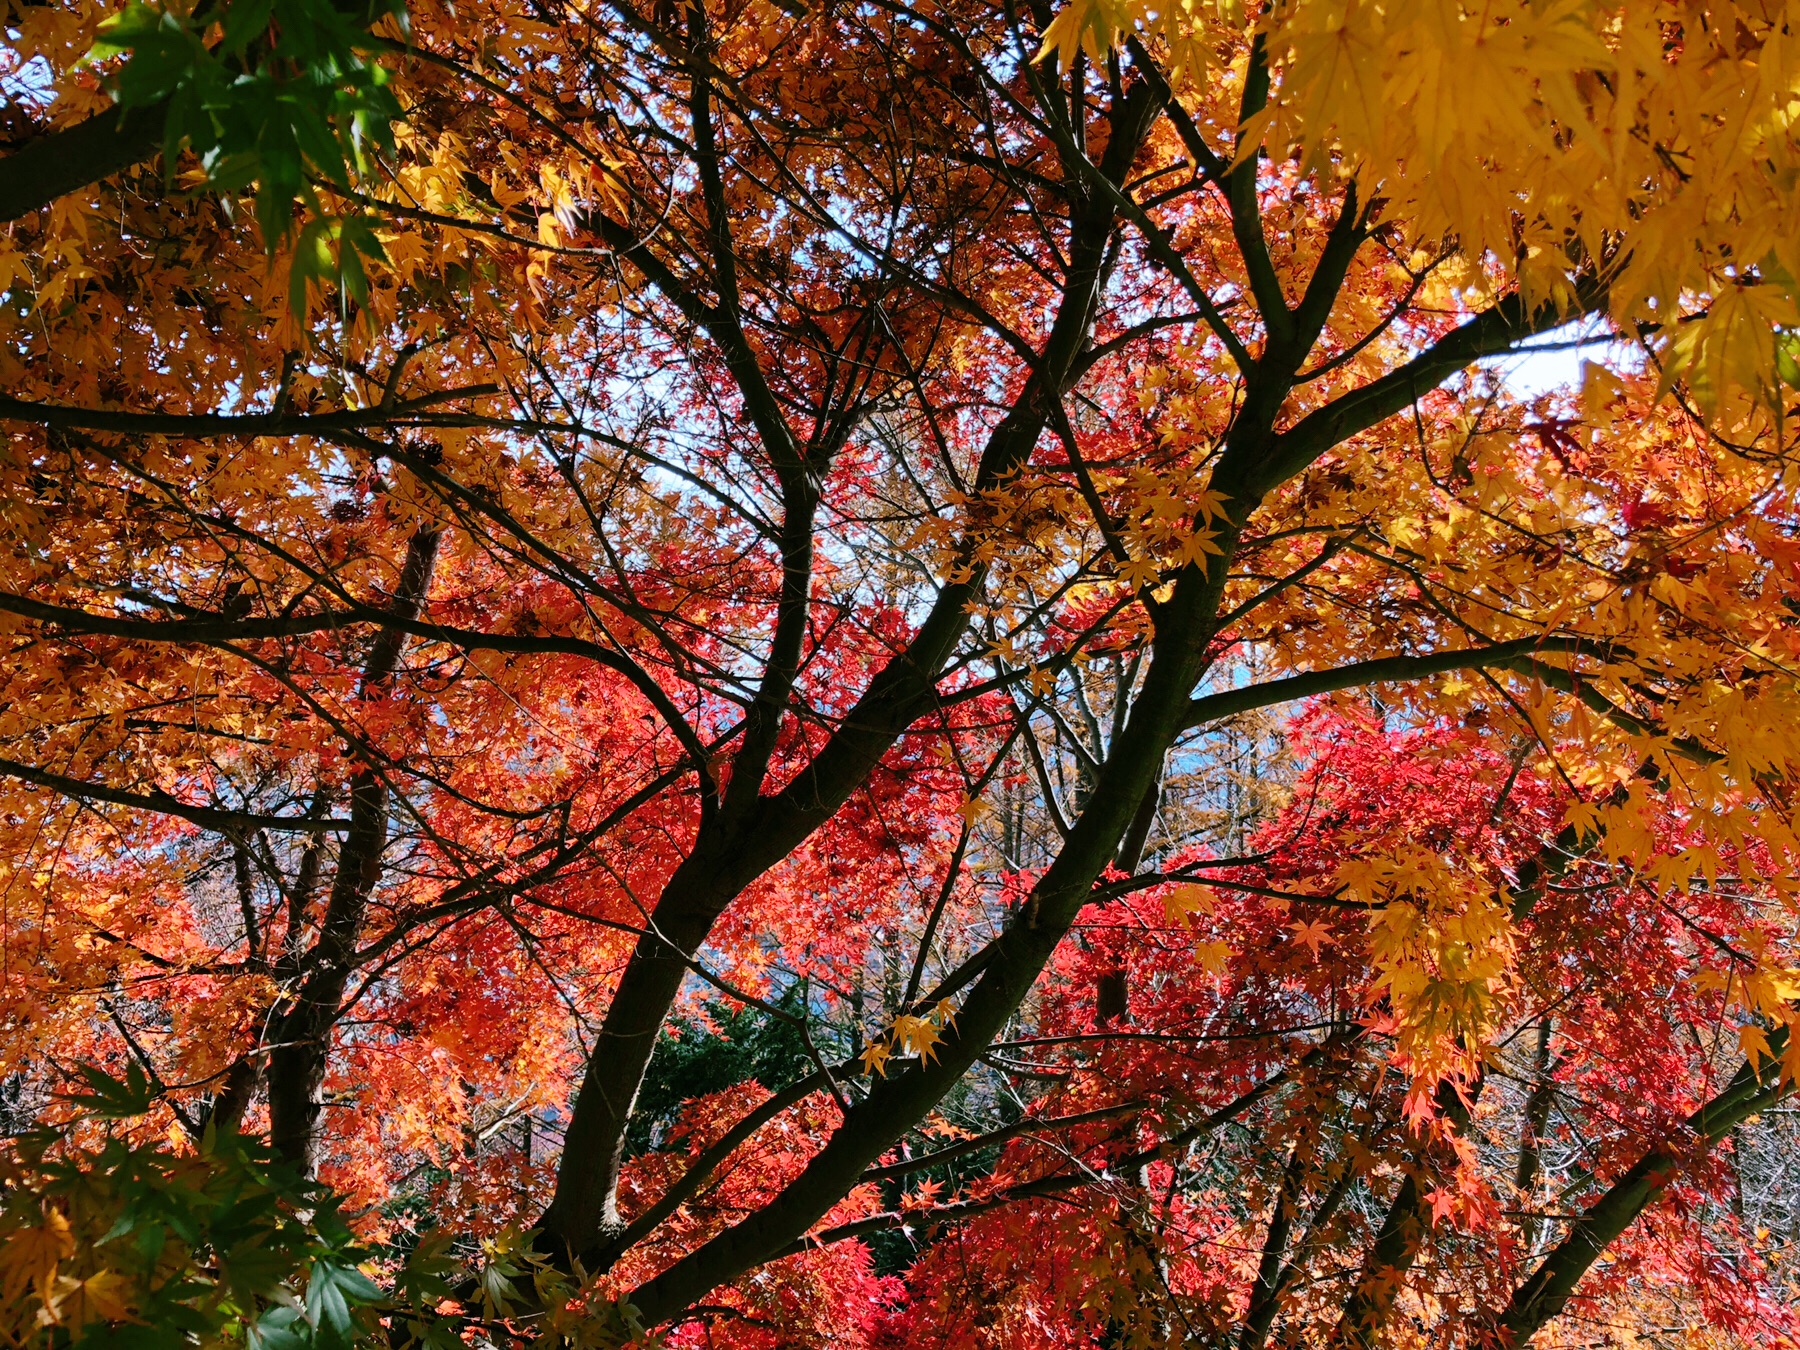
[0,102,167,223]
[1491,1037,1789,1345]
[1513,1021,1557,1253]
[265,526,441,1174]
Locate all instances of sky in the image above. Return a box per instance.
[1483,317,1643,400]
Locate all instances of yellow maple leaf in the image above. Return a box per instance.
[859,1038,893,1077]
[0,1208,73,1302]
[1164,884,1217,924]
[893,1014,943,1062]
[1190,487,1230,527]
[955,797,992,825]
[65,1268,134,1326]
[1739,1022,1774,1068]
[1036,0,1138,70]
[1116,554,1162,589]
[1194,940,1233,975]
[1172,529,1225,568]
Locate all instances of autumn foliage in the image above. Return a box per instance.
[5,0,1800,1343]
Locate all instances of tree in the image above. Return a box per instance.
[4,0,1800,1343]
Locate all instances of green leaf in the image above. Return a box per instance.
[249,1304,313,1350]
[395,1229,459,1306]
[477,1259,520,1318]
[81,0,408,301]
[220,0,278,55]
[60,1062,158,1118]
[1776,334,1800,391]
[304,1259,383,1350]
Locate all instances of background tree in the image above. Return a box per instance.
[5,0,1800,1344]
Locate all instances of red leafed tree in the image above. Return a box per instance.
[882,707,1800,1345]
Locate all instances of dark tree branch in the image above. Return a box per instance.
[1490,1033,1791,1345]
[0,102,166,222]
[265,526,442,1172]
[1252,279,1610,496]
[539,68,1174,1262]
[1183,638,1605,730]
[0,755,353,834]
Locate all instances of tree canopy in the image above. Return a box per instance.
[4,0,1800,1343]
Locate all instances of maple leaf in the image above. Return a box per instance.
[922,1114,974,1140]
[893,1014,944,1063]
[1194,941,1233,975]
[1172,529,1226,568]
[956,797,993,825]
[900,1179,945,1212]
[1738,1023,1774,1069]
[1036,0,1138,69]
[1190,487,1230,527]
[858,1039,894,1078]
[66,1268,134,1325]
[1422,1188,1458,1228]
[1289,918,1334,957]
[0,1209,73,1302]
[1115,555,1162,589]
[1163,884,1217,925]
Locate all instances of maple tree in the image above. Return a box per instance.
[6,0,1800,1343]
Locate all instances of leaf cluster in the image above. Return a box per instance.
[0,1091,449,1350]
[90,0,404,306]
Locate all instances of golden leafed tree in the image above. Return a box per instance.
[4,0,1800,1344]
